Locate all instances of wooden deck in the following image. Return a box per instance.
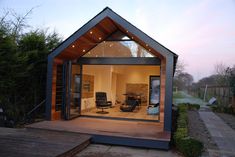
[0,127,91,157]
[28,117,171,149]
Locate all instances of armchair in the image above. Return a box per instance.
[95,92,112,114]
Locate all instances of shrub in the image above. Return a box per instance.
[177,118,187,128]
[174,104,204,157]
[178,104,188,112]
[178,103,200,110]
[174,128,188,145]
[188,104,200,110]
[211,105,235,115]
[177,137,203,157]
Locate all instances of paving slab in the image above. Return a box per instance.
[199,111,235,157]
[75,144,182,157]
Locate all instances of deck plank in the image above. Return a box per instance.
[28,117,170,141]
[0,127,91,157]
[27,117,171,149]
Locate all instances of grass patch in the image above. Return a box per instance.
[173,91,186,99]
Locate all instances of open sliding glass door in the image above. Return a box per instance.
[62,61,81,120]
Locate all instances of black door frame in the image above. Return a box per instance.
[62,61,82,120]
[149,75,161,106]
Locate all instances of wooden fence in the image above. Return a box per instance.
[190,85,234,107]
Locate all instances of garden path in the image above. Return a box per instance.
[174,91,235,157]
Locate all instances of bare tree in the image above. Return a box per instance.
[0,7,39,42]
[214,62,230,86]
[174,59,186,77]
[173,59,194,91]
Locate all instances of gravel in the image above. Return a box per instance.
[187,110,218,153]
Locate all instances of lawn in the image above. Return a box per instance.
[173,91,207,106]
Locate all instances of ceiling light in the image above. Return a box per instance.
[72,45,75,48]
[89,31,93,34]
[99,37,102,40]
[82,49,86,52]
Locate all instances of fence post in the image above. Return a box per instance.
[203,85,208,101]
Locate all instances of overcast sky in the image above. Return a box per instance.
[1,0,235,81]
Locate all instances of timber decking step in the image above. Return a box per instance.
[0,127,91,157]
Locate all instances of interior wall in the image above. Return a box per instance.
[81,65,160,111]
[111,72,117,105]
[82,65,112,111]
[115,66,160,104]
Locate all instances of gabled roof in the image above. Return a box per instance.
[49,7,178,65]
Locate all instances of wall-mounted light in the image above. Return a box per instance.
[89,31,93,34]
[82,49,86,52]
[72,45,75,48]
[149,49,151,51]
[99,37,102,40]
[146,44,148,47]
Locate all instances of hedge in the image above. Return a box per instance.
[211,105,235,115]
[174,103,203,157]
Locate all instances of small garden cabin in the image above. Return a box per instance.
[45,7,178,149]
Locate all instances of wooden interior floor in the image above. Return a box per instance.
[28,117,170,141]
[81,105,159,121]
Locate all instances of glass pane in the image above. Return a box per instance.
[55,65,63,111]
[150,76,160,105]
[69,65,81,118]
[83,41,154,57]
[106,30,130,41]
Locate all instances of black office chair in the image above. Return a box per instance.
[95,92,112,114]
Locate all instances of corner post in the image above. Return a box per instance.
[164,55,174,132]
[46,56,53,120]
